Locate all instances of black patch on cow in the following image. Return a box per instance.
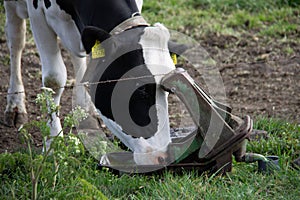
[33,0,38,9]
[44,0,51,9]
[95,49,158,139]
[56,0,140,33]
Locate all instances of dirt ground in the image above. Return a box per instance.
[0,30,299,153]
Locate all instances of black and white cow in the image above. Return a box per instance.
[4,0,176,165]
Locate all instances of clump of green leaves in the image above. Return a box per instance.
[16,88,105,200]
[64,106,88,130]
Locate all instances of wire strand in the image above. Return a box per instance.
[1,73,169,96]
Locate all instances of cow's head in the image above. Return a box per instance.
[81,22,176,165]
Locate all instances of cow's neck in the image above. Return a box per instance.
[56,0,140,33]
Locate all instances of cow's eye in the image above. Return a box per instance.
[158,156,165,164]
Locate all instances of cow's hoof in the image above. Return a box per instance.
[4,112,28,128]
[15,113,28,128]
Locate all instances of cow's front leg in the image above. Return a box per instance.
[27,6,67,149]
[41,50,66,150]
[4,1,28,127]
[70,55,101,130]
[41,47,66,150]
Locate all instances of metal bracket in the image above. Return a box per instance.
[161,68,253,164]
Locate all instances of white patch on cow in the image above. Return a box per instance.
[135,0,143,12]
[97,109,169,165]
[132,23,176,165]
[97,110,134,151]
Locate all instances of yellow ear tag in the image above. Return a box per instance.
[171,53,177,65]
[92,40,105,59]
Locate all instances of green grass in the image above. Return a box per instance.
[187,0,300,12]
[142,0,300,38]
[0,117,299,199]
[250,118,300,160]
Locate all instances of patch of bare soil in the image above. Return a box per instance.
[200,33,300,123]
[0,31,299,153]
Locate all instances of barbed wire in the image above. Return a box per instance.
[3,55,293,96]
[0,73,169,96]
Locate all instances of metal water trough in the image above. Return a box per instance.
[98,68,279,175]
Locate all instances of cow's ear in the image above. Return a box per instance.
[81,26,111,54]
